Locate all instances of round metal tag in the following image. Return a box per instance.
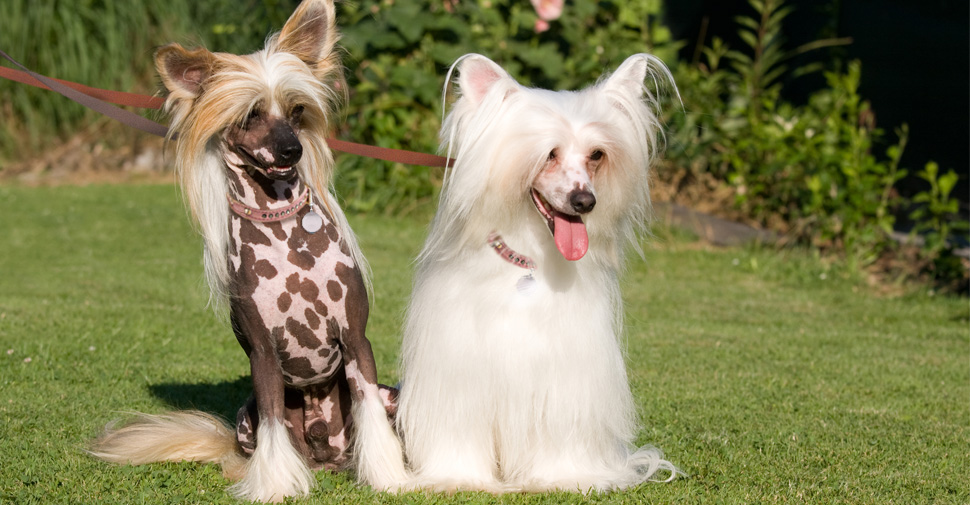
[302,211,323,233]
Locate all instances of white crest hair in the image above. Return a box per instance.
[426,53,677,271]
[160,19,369,310]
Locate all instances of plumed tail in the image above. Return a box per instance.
[622,445,682,487]
[352,395,410,491]
[88,411,247,481]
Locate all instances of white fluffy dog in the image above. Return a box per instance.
[393,53,680,493]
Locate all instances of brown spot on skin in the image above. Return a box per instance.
[234,245,260,297]
[286,273,301,293]
[239,219,273,247]
[314,300,329,318]
[327,280,343,302]
[305,308,320,330]
[288,249,315,271]
[266,221,288,242]
[287,231,317,270]
[254,259,278,279]
[325,222,339,243]
[279,354,317,380]
[226,170,247,196]
[286,317,322,350]
[299,278,320,302]
[278,292,292,312]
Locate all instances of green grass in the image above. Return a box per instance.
[0,184,966,504]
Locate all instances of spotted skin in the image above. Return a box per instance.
[224,159,394,470]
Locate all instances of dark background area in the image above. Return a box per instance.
[663,0,969,206]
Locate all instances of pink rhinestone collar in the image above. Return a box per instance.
[227,188,310,223]
[487,232,536,270]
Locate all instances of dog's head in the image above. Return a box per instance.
[154,0,343,182]
[441,54,672,263]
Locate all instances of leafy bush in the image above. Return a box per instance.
[660,0,966,288]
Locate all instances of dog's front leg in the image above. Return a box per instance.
[337,267,409,491]
[229,302,314,502]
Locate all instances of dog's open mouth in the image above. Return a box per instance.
[531,189,589,261]
[265,165,296,178]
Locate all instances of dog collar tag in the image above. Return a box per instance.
[516,271,537,295]
[302,198,323,233]
[302,211,323,233]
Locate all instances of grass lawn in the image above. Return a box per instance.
[0,183,966,504]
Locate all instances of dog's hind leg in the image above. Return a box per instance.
[300,381,349,469]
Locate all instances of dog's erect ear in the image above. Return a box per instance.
[277,0,338,66]
[456,54,513,105]
[602,54,651,98]
[155,43,214,97]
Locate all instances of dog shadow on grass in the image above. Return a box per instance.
[149,377,251,422]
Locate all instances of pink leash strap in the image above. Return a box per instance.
[0,48,453,168]
[0,48,169,137]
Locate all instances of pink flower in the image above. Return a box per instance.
[534,19,550,33]
[530,0,563,21]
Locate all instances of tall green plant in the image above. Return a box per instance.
[663,1,901,262]
[0,0,305,167]
[0,0,189,162]
[663,0,966,288]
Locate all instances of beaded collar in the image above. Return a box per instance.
[227,188,310,223]
[487,232,536,270]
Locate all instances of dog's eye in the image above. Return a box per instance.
[290,105,305,121]
[241,108,261,128]
[590,150,604,161]
[547,149,558,161]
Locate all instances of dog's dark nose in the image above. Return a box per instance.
[270,120,303,166]
[277,140,303,166]
[569,190,596,214]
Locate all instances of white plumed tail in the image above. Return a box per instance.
[227,419,314,503]
[88,411,246,481]
[352,395,410,491]
[623,445,681,487]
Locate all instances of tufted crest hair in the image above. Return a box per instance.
[153,0,367,308]
[426,53,677,270]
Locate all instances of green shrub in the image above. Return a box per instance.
[661,0,965,287]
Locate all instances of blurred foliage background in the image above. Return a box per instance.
[0,0,965,290]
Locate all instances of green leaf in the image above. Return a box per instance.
[938,170,959,197]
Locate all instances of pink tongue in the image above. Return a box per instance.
[553,212,589,261]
